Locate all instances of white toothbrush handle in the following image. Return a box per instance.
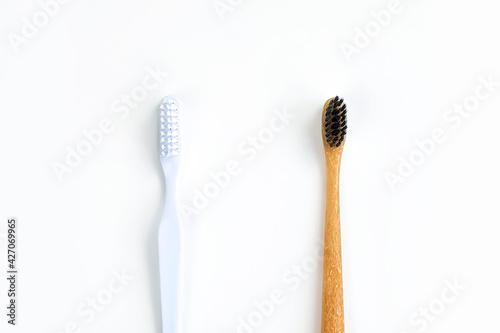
[159,162,182,333]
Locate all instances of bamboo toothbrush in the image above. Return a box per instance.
[321,96,347,333]
[158,96,183,333]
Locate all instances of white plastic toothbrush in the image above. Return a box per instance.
[158,96,183,333]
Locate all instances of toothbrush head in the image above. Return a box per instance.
[160,96,180,159]
[323,96,347,149]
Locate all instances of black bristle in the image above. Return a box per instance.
[324,96,347,147]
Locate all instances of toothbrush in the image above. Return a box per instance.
[321,96,347,333]
[158,96,183,333]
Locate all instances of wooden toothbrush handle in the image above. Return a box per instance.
[321,150,345,333]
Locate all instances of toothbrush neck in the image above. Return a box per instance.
[162,157,180,172]
[162,158,180,198]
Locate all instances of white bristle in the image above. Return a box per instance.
[160,97,180,157]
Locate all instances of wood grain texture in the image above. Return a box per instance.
[321,98,345,333]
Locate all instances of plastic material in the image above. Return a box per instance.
[158,96,183,333]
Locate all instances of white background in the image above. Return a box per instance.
[1,0,500,332]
